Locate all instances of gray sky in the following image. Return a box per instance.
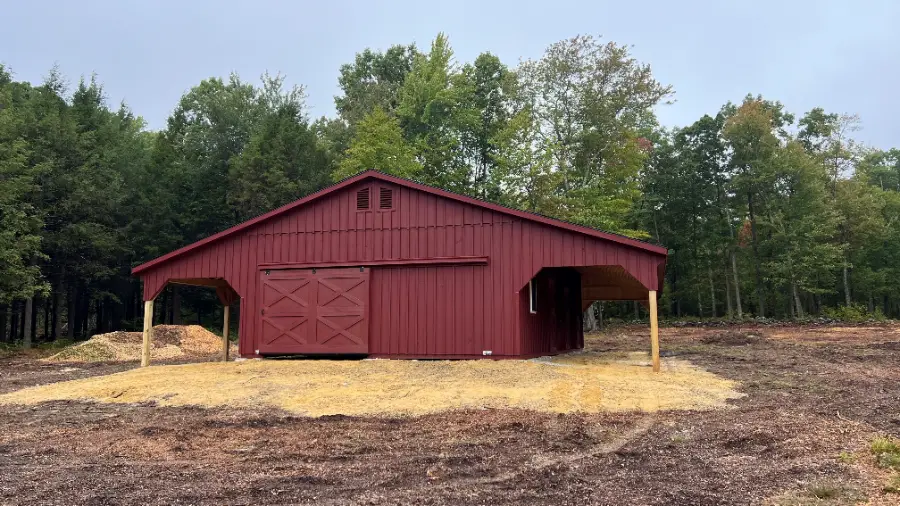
[2,0,898,148]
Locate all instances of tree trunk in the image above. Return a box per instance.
[842,263,851,306]
[708,265,717,318]
[633,301,640,321]
[0,304,7,343]
[697,289,704,318]
[724,267,733,319]
[583,303,596,332]
[53,285,63,340]
[125,282,136,325]
[598,302,604,331]
[868,293,875,313]
[67,284,76,340]
[792,282,805,318]
[43,297,50,340]
[30,298,38,344]
[670,264,678,316]
[748,194,766,318]
[81,289,90,337]
[10,301,19,342]
[730,250,743,319]
[23,297,33,349]
[96,299,105,334]
[172,285,182,325]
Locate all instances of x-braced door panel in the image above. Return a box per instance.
[258,267,369,354]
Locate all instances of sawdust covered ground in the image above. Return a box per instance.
[44,325,235,362]
[0,349,740,416]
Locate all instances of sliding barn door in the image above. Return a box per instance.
[258,267,370,355]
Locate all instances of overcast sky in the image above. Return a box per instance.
[2,0,898,148]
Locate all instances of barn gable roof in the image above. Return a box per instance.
[132,170,667,275]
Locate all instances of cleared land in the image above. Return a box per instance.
[0,323,898,505]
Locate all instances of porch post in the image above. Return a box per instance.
[649,290,660,372]
[222,304,230,362]
[141,299,155,367]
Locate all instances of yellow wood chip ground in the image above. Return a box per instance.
[44,325,236,362]
[0,351,742,417]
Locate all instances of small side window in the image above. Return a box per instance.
[356,188,370,211]
[529,279,537,314]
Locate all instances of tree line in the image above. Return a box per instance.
[1,33,898,345]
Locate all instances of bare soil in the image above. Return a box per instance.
[0,323,898,505]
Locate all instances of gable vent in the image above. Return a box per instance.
[379,188,393,210]
[356,188,370,210]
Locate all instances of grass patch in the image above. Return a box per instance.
[884,473,900,494]
[837,451,857,464]
[871,437,900,470]
[769,481,865,505]
[807,483,843,500]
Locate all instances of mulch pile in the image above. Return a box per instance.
[44,325,234,362]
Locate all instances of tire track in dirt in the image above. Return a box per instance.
[342,413,658,504]
[469,414,657,486]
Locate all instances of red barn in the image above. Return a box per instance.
[132,171,668,367]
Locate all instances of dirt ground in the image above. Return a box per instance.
[0,323,898,505]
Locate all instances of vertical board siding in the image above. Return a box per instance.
[140,179,665,358]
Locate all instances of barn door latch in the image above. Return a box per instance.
[264,269,270,275]
[360,266,365,272]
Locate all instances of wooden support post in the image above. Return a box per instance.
[141,300,154,367]
[222,305,230,362]
[649,290,660,372]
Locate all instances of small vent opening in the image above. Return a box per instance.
[379,187,393,210]
[356,188,370,210]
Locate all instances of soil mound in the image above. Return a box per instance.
[45,325,232,362]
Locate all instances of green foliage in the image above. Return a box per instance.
[837,451,857,464]
[872,437,900,470]
[821,303,885,322]
[333,107,422,180]
[396,33,469,191]
[518,35,672,235]
[229,95,330,220]
[0,66,46,303]
[335,44,418,127]
[3,32,900,343]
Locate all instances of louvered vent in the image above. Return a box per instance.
[379,188,393,210]
[356,188,370,210]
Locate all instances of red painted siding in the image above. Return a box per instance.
[137,177,667,358]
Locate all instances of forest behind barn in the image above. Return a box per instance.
[1,33,899,345]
